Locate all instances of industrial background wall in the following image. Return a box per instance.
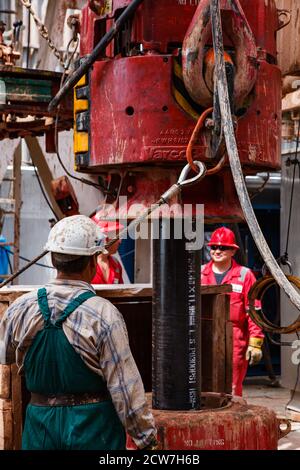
[281,145,300,400]
[276,0,300,77]
[0,167,55,285]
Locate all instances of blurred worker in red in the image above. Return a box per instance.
[201,227,264,396]
[91,218,124,285]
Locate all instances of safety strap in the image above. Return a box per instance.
[37,288,96,328]
[37,288,52,326]
[55,291,96,327]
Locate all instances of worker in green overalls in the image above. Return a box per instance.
[0,215,157,450]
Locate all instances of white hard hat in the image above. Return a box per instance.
[45,215,105,256]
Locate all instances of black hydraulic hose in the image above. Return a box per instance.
[48,0,145,112]
[210,0,300,314]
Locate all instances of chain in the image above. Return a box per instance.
[19,0,67,70]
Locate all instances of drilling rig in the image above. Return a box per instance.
[71,0,281,221]
[0,0,297,450]
[49,0,290,450]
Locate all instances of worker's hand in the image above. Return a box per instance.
[142,437,160,451]
[246,337,263,366]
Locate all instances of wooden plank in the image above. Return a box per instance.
[201,291,232,395]
[24,136,65,220]
[225,317,233,394]
[0,292,23,301]
[276,0,300,76]
[201,284,232,295]
[0,285,154,298]
[0,292,23,322]
[0,65,66,80]
[201,294,213,392]
[0,366,10,399]
[0,198,15,206]
[13,142,21,277]
[211,294,226,393]
[93,286,153,298]
[0,399,13,450]
[0,283,231,298]
[282,88,300,112]
[0,292,23,305]
[11,365,22,450]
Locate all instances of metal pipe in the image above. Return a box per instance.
[210,0,300,313]
[152,218,201,410]
[48,0,145,112]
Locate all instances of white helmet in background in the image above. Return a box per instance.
[45,215,105,256]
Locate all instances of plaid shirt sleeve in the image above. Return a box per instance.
[99,313,157,449]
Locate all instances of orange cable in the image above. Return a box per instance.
[186,107,213,173]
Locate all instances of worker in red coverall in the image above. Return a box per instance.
[91,219,124,285]
[201,227,264,396]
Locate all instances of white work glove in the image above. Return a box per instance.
[246,337,263,366]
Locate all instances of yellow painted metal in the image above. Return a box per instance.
[76,75,87,87]
[74,99,88,113]
[74,131,89,153]
[74,74,89,157]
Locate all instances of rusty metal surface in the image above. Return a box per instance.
[126,394,283,450]
[92,167,245,222]
[0,66,73,140]
[77,0,281,191]
[86,55,281,170]
[152,400,279,450]
[276,0,300,76]
[81,0,199,55]
[182,0,258,109]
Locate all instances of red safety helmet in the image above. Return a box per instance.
[208,227,239,249]
[91,215,124,235]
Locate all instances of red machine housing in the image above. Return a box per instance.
[75,0,282,221]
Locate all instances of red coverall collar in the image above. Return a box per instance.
[202,259,242,284]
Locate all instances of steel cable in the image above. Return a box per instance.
[210,0,300,317]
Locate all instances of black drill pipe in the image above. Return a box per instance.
[48,0,145,112]
[152,218,201,410]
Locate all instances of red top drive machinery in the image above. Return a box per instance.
[74,0,282,220]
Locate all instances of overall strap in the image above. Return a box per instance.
[55,291,96,327]
[37,288,52,326]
